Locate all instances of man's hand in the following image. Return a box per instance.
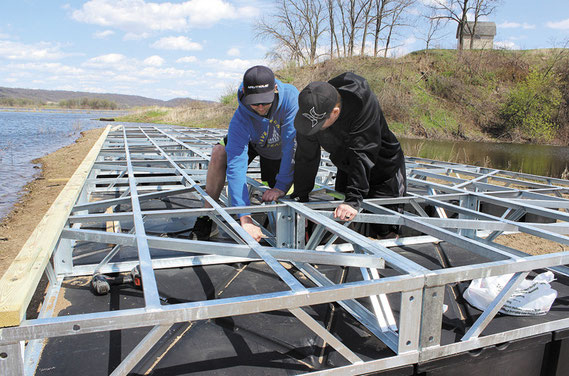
[334,203,357,221]
[262,187,285,202]
[240,215,266,242]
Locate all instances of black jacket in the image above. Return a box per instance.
[293,72,404,209]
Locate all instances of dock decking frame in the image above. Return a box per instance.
[1,123,569,375]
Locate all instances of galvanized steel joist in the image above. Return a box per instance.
[1,124,569,375]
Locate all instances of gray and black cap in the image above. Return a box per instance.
[294,81,337,136]
[242,65,275,105]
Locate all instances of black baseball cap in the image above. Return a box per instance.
[242,65,275,105]
[294,81,338,136]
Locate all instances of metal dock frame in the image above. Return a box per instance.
[1,123,569,375]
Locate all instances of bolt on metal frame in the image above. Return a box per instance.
[1,123,569,375]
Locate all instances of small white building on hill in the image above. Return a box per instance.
[457,21,496,50]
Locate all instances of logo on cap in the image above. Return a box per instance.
[302,107,327,128]
[247,84,269,89]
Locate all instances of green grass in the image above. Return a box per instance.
[117,108,168,123]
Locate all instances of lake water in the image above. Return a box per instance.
[0,110,123,220]
[400,137,569,179]
[1,110,568,221]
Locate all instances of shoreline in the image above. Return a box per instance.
[0,127,104,278]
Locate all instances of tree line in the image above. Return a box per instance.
[255,0,501,65]
[58,98,118,110]
[0,97,44,107]
[0,97,119,109]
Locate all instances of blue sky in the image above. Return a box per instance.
[0,0,568,102]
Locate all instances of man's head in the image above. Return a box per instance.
[295,81,341,136]
[242,66,276,115]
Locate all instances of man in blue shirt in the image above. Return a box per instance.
[189,66,298,242]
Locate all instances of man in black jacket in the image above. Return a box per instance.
[292,72,406,237]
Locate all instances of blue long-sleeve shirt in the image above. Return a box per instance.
[226,79,298,212]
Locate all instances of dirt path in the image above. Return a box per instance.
[0,127,104,279]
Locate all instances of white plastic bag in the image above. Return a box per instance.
[463,271,558,316]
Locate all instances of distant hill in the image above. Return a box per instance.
[0,86,211,108]
[164,97,203,107]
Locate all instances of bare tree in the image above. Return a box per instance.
[428,0,500,50]
[296,0,327,63]
[468,0,500,49]
[383,0,415,57]
[336,0,348,56]
[327,0,342,58]
[256,0,304,64]
[256,0,327,65]
[372,0,390,57]
[336,0,371,57]
[256,0,421,63]
[347,0,358,56]
[416,8,447,51]
[428,0,469,50]
[359,0,374,56]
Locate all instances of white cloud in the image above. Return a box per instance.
[152,36,202,51]
[84,53,127,67]
[93,30,115,39]
[255,44,268,52]
[546,18,569,30]
[213,82,230,89]
[499,21,535,30]
[176,56,198,63]
[227,47,240,56]
[71,0,260,33]
[112,74,146,83]
[388,40,416,58]
[419,0,445,6]
[0,40,67,61]
[494,40,518,50]
[4,71,32,79]
[183,76,241,100]
[407,6,423,17]
[205,71,241,79]
[83,53,191,81]
[155,88,191,98]
[0,54,201,99]
[8,62,84,75]
[144,55,165,66]
[137,66,187,78]
[123,32,152,40]
[205,58,264,72]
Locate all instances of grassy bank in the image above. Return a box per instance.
[118,49,569,145]
[118,102,235,128]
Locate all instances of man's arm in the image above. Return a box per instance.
[272,85,299,195]
[239,215,265,242]
[342,102,382,210]
[292,133,321,202]
[226,114,267,241]
[225,114,252,210]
